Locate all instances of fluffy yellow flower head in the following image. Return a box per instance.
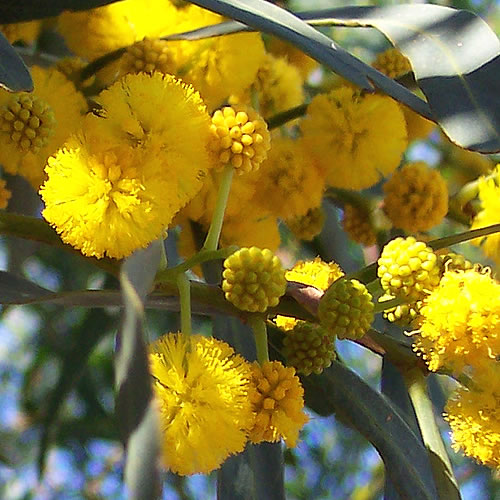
[249,361,308,447]
[150,333,254,475]
[286,206,325,242]
[413,269,500,373]
[169,5,265,109]
[301,87,407,190]
[252,137,326,219]
[209,105,271,174]
[383,162,448,232]
[342,204,376,247]
[444,368,500,468]
[471,164,500,266]
[0,66,86,188]
[268,37,318,79]
[57,0,180,61]
[232,53,304,120]
[275,257,344,331]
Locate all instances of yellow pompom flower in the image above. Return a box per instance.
[275,257,344,331]
[209,105,271,174]
[342,204,377,246]
[150,333,254,475]
[251,137,326,218]
[0,179,11,209]
[268,37,318,79]
[1,21,42,44]
[221,214,281,252]
[470,164,500,266]
[383,162,448,232]
[0,66,86,188]
[413,268,500,373]
[169,5,265,109]
[286,206,325,242]
[249,361,309,447]
[301,87,407,190]
[372,48,412,79]
[232,53,304,120]
[57,0,180,61]
[444,369,500,468]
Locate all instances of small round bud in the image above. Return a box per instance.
[377,236,441,301]
[0,94,55,154]
[342,203,376,246]
[282,321,336,376]
[318,278,374,340]
[222,247,286,312]
[209,105,271,174]
[119,38,175,77]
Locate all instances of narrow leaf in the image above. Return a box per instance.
[302,360,438,500]
[299,5,500,153]
[0,31,32,92]
[186,0,431,119]
[115,241,162,499]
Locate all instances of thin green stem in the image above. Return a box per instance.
[203,164,234,252]
[158,237,168,271]
[249,316,269,364]
[404,368,460,500]
[176,273,192,336]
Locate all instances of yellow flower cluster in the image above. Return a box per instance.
[149,333,308,475]
[342,204,377,246]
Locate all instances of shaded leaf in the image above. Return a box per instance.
[115,241,162,499]
[299,5,500,153]
[186,0,432,119]
[0,270,53,303]
[0,0,120,23]
[0,31,32,92]
[302,360,438,500]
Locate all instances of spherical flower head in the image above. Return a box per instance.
[118,37,176,77]
[413,268,500,373]
[342,203,377,246]
[57,0,181,61]
[233,53,304,120]
[0,66,86,187]
[0,179,11,209]
[383,162,448,232]
[268,37,318,79]
[249,360,308,447]
[444,370,500,468]
[149,332,254,475]
[300,86,407,190]
[209,105,271,174]
[286,206,325,242]
[470,164,500,266]
[318,278,374,340]
[222,247,286,312]
[252,137,326,218]
[372,48,412,79]
[377,237,441,302]
[221,214,281,252]
[170,6,265,110]
[282,321,336,376]
[1,20,41,44]
[40,132,190,259]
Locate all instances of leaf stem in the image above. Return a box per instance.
[249,316,269,364]
[404,368,460,500]
[176,273,192,336]
[203,164,234,251]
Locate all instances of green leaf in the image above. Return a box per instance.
[0,0,121,23]
[302,360,438,500]
[298,5,500,153]
[186,0,432,119]
[0,31,32,92]
[115,241,162,499]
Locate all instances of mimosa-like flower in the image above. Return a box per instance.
[150,333,254,475]
[0,66,86,188]
[249,361,308,447]
[301,86,407,190]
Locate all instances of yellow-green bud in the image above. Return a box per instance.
[282,321,336,376]
[377,236,441,301]
[222,246,286,312]
[318,278,374,340]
